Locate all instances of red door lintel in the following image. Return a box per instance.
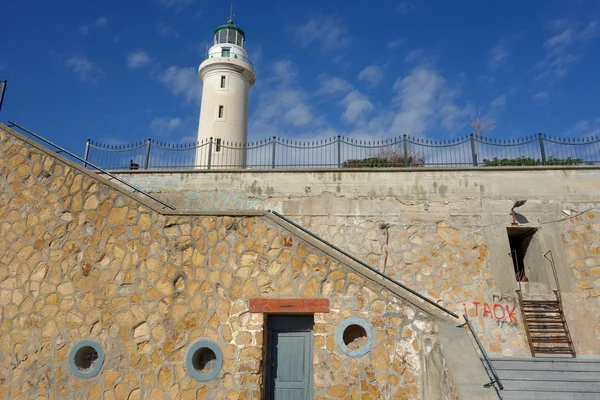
[249,298,330,313]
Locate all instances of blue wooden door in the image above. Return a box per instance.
[266,316,313,400]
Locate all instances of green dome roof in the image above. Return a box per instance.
[214,22,245,38]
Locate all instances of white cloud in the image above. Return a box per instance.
[79,17,108,36]
[568,118,600,137]
[404,48,432,64]
[284,105,313,127]
[291,14,351,52]
[358,65,384,87]
[537,20,599,81]
[157,22,180,38]
[316,74,353,95]
[489,41,508,69]
[159,66,201,104]
[395,1,416,15]
[544,29,573,49]
[127,51,152,69]
[387,38,406,49]
[65,56,103,83]
[96,17,108,27]
[341,91,374,124]
[571,120,590,132]
[490,94,507,110]
[250,60,315,135]
[272,59,297,83]
[150,117,182,135]
[157,0,194,10]
[531,91,549,105]
[390,65,467,135]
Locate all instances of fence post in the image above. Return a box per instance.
[144,138,151,169]
[403,134,409,167]
[337,136,341,168]
[83,139,90,168]
[207,137,213,169]
[271,136,276,169]
[538,132,547,165]
[470,134,478,167]
[0,80,7,114]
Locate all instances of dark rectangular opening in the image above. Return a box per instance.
[220,75,226,88]
[218,105,224,118]
[507,227,537,282]
[215,138,221,152]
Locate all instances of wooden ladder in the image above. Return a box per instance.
[517,290,576,357]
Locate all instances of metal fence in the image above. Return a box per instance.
[84,133,600,170]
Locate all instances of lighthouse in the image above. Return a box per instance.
[196,12,255,168]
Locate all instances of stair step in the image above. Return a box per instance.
[492,369,600,382]
[527,319,564,324]
[522,300,560,304]
[499,379,600,392]
[531,338,571,343]
[529,330,569,333]
[489,359,600,372]
[500,390,600,400]
[523,309,561,313]
[532,349,574,354]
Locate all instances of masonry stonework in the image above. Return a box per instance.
[0,125,457,399]
[114,167,600,358]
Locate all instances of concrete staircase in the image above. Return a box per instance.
[486,357,600,399]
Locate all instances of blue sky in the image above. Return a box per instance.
[1,0,600,154]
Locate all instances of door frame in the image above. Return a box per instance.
[264,315,314,400]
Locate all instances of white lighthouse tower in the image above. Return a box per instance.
[196,12,255,168]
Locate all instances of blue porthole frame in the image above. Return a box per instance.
[337,317,373,357]
[68,340,105,379]
[186,340,223,382]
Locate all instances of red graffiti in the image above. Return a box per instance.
[463,302,518,323]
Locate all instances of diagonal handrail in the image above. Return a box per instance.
[6,121,176,210]
[269,210,459,319]
[543,250,562,294]
[462,314,504,390]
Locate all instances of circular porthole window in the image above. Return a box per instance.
[186,340,223,382]
[68,340,105,379]
[337,318,373,357]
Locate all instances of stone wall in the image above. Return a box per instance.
[561,210,600,353]
[0,125,450,399]
[111,166,600,357]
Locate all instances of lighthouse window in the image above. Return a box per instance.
[218,30,227,43]
[216,138,222,152]
[221,48,231,57]
[218,105,224,118]
[220,76,226,88]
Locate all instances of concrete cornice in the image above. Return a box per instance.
[108,165,600,174]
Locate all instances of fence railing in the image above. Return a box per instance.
[84,133,600,170]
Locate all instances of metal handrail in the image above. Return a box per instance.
[269,210,459,319]
[462,314,504,390]
[543,250,562,294]
[6,121,176,210]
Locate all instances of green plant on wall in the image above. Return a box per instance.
[482,156,585,166]
[342,148,425,168]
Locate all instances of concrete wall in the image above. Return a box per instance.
[0,125,457,399]
[111,167,600,357]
